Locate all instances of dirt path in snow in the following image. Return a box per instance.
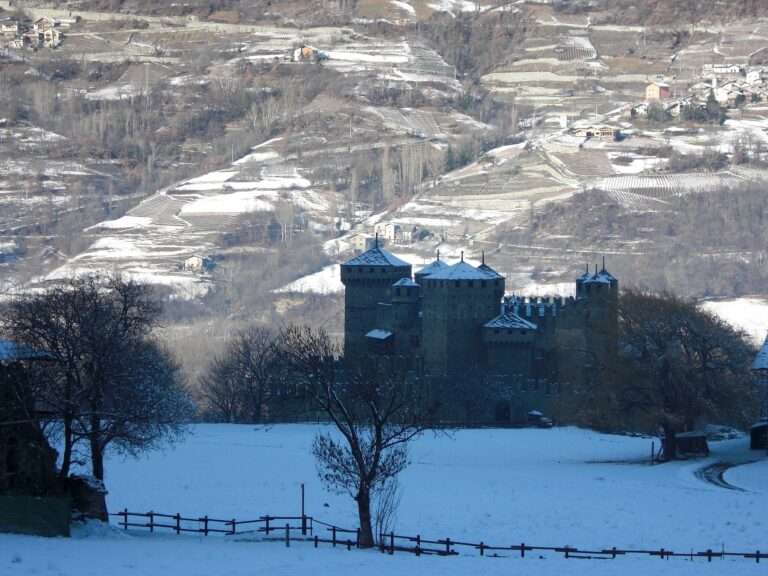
[694,460,757,492]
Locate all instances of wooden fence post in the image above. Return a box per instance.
[231,519,236,535]
[265,515,271,535]
[314,535,318,548]
[356,528,360,548]
[445,537,451,555]
[757,550,761,564]
[347,539,352,551]
[520,543,525,558]
[390,531,395,555]
[479,542,485,556]
[175,513,180,535]
[660,547,665,560]
[285,524,290,547]
[203,516,209,536]
[706,549,713,562]
[149,512,154,533]
[121,508,128,530]
[332,526,337,547]
[416,535,421,556]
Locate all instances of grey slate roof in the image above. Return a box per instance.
[393,278,418,287]
[484,313,538,331]
[478,263,503,278]
[415,259,448,277]
[427,261,500,281]
[343,245,410,267]
[583,269,616,285]
[366,329,393,340]
[752,334,768,371]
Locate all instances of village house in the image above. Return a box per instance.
[703,63,743,77]
[0,18,19,38]
[183,254,216,274]
[351,234,379,253]
[571,123,619,140]
[374,223,414,245]
[645,81,671,101]
[746,68,767,85]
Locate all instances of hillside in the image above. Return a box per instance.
[3,0,768,374]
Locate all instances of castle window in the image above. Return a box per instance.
[481,280,486,288]
[455,281,460,288]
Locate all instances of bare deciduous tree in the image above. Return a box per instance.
[276,325,435,548]
[6,275,193,481]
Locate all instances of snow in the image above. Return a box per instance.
[325,50,409,65]
[701,297,768,345]
[180,192,274,215]
[86,216,153,231]
[390,0,415,15]
[275,263,343,295]
[1,425,765,576]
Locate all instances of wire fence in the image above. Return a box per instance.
[111,509,766,564]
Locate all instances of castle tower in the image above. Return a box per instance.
[340,242,411,362]
[420,256,505,376]
[579,260,619,367]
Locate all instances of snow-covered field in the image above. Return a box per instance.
[2,425,765,576]
[702,297,768,345]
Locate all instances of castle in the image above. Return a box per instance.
[340,242,618,424]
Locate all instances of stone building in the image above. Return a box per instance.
[341,243,618,424]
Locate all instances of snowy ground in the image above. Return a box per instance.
[1,425,765,575]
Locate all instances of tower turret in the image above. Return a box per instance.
[420,256,505,376]
[341,242,411,362]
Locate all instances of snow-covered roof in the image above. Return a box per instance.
[343,245,410,268]
[393,277,418,287]
[415,258,448,277]
[583,268,617,285]
[752,334,768,371]
[365,329,393,340]
[484,313,538,331]
[0,340,47,362]
[478,262,503,278]
[427,261,501,281]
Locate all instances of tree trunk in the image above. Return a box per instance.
[661,424,678,461]
[59,411,73,479]
[90,414,104,480]
[356,487,374,548]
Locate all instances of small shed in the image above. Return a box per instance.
[674,431,709,457]
[751,419,768,450]
[750,334,768,449]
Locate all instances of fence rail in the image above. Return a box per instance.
[111,509,766,565]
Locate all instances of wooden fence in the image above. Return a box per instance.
[111,509,766,564]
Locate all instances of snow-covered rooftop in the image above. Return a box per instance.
[752,334,768,371]
[366,329,393,340]
[415,258,448,277]
[393,277,418,287]
[343,245,410,268]
[484,313,538,331]
[427,260,502,281]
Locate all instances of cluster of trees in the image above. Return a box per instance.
[569,290,758,458]
[2,275,193,482]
